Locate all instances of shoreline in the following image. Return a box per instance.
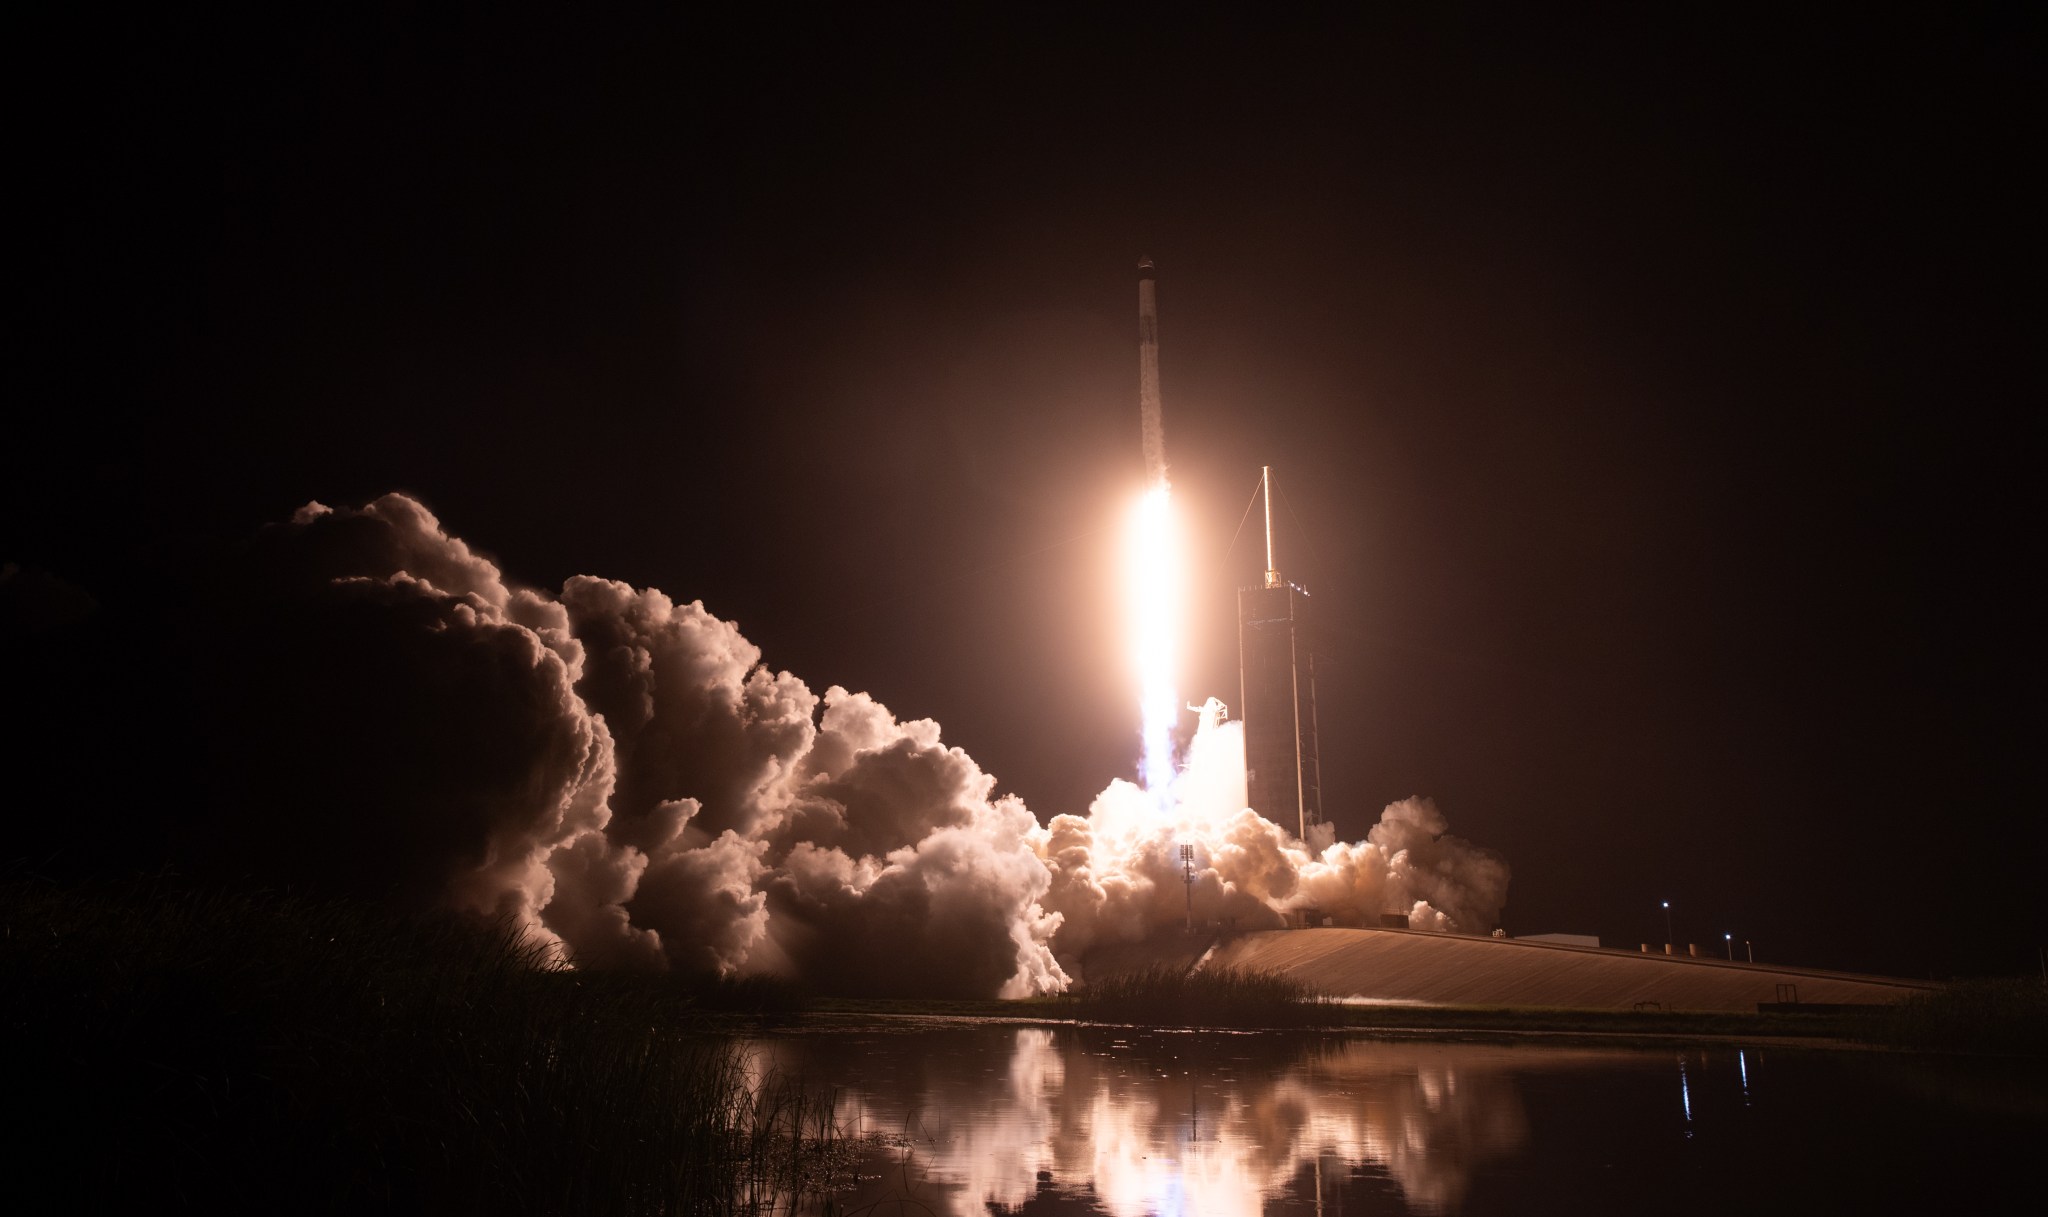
[727,1001,1910,1054]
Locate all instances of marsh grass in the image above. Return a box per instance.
[1860,976,2048,1056]
[0,876,840,1214]
[1061,963,1337,1028]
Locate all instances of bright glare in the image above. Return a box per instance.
[1124,481,1184,808]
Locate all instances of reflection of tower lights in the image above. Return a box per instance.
[1738,1049,1751,1107]
[1678,1054,1694,1136]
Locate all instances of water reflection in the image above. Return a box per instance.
[743,1025,1628,1216]
[745,1022,2048,1215]
[1678,1053,1693,1134]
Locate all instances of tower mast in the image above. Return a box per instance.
[1263,464,1280,589]
[1239,465,1323,844]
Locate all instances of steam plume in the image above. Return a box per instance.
[187,494,1507,995]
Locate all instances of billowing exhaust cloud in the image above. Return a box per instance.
[191,494,1506,996]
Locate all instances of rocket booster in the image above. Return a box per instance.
[1137,257,1167,485]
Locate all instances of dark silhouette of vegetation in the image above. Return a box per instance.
[677,970,815,1016]
[1860,976,2048,1056]
[0,876,839,1214]
[1059,963,1337,1028]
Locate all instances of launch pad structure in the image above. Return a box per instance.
[1239,466,1324,842]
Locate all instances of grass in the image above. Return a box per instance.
[1859,976,2048,1056]
[1058,963,1339,1028]
[0,875,842,1215]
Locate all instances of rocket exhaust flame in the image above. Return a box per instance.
[1124,482,1184,807]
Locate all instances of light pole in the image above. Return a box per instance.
[1724,932,1733,960]
[1180,844,1194,934]
[1662,900,1673,951]
[1744,939,1754,963]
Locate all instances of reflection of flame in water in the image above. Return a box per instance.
[747,1028,1576,1217]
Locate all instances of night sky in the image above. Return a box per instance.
[6,7,2040,977]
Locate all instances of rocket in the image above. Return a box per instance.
[1137,257,1167,485]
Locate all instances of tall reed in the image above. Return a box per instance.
[1060,963,1336,1028]
[0,876,839,1214]
[1859,976,2048,1056]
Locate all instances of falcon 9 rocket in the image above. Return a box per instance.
[1137,257,1166,485]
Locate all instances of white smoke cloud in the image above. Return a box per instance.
[199,494,1506,997]
[1034,710,1510,976]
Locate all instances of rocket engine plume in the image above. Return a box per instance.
[1125,483,1184,807]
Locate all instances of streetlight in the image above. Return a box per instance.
[1180,844,1195,934]
[1744,939,1754,963]
[1724,932,1733,960]
[1661,900,1673,951]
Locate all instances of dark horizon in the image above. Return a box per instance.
[5,7,2040,979]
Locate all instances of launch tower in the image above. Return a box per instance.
[1239,466,1323,841]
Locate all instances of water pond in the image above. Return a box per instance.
[739,1019,2044,1216]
